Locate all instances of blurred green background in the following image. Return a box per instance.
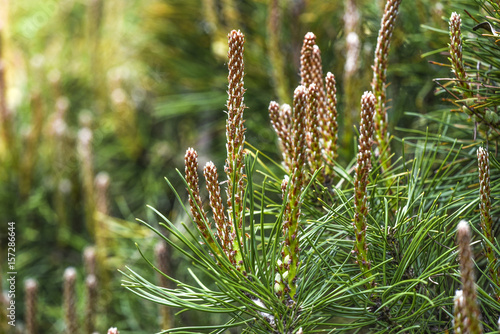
[0,0,455,332]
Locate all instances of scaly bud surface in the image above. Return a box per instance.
[457,220,483,334]
[353,92,376,280]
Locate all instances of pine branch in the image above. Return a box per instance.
[477,146,500,299]
[353,91,376,281]
[279,85,309,301]
[371,0,402,171]
[456,220,483,334]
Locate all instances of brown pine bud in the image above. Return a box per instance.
[83,246,97,276]
[25,279,38,334]
[85,274,97,334]
[353,92,376,279]
[279,85,309,300]
[477,146,500,298]
[63,267,78,334]
[225,30,247,241]
[204,161,235,263]
[449,12,471,96]
[323,72,339,164]
[457,220,483,334]
[371,0,402,169]
[184,148,211,240]
[453,290,465,334]
[95,172,110,215]
[269,101,293,171]
[300,32,317,89]
[306,83,322,174]
[154,241,173,329]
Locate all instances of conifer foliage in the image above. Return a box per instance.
[123,1,500,332]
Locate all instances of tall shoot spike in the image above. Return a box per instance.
[300,32,325,99]
[311,46,326,102]
[225,29,247,228]
[184,148,216,251]
[300,33,317,88]
[343,0,362,150]
[85,274,97,334]
[457,220,483,334]
[453,290,465,334]
[353,92,376,280]
[449,12,471,98]
[477,146,500,298]
[204,161,235,264]
[225,30,248,271]
[155,242,173,329]
[278,85,309,301]
[25,279,38,334]
[267,0,288,103]
[322,72,339,176]
[306,84,322,174]
[299,32,337,180]
[83,245,97,276]
[269,102,293,171]
[78,125,96,236]
[371,0,402,170]
[95,172,110,215]
[63,267,78,334]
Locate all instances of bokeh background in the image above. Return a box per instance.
[1,0,457,332]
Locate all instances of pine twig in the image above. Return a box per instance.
[371,0,402,171]
[155,241,173,329]
[24,279,38,334]
[298,32,339,182]
[204,161,235,264]
[63,267,78,334]
[225,30,248,272]
[449,12,472,98]
[456,220,483,334]
[477,146,500,299]
[278,85,309,301]
[83,245,97,277]
[353,92,376,281]
[269,101,293,171]
[85,274,98,334]
[323,72,339,173]
[267,0,289,103]
[184,148,217,252]
[453,290,465,334]
[306,84,323,175]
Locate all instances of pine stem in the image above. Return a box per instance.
[278,86,308,301]
[371,0,402,171]
[184,148,218,253]
[306,84,322,176]
[457,220,483,334]
[477,146,500,299]
[85,274,97,334]
[449,12,472,99]
[63,267,78,334]
[25,279,38,334]
[267,0,289,103]
[353,92,376,281]
[204,161,235,264]
[453,290,465,334]
[155,241,173,329]
[269,101,293,172]
[323,72,339,178]
[225,30,248,272]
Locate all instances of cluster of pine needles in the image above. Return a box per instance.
[123,0,500,333]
